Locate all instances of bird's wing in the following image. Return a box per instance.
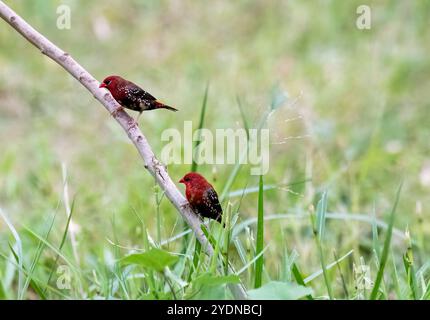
[127,84,157,103]
[200,188,223,221]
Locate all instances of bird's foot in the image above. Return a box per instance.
[180,201,192,211]
[135,112,143,124]
[110,106,124,117]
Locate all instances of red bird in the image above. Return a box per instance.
[179,172,224,226]
[99,75,177,118]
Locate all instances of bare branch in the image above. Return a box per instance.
[0,1,246,299]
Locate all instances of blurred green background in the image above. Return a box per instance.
[0,0,429,299]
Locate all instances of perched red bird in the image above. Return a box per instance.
[179,172,224,226]
[99,75,177,118]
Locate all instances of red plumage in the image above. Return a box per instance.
[179,172,224,226]
[99,75,177,114]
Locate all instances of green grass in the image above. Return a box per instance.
[0,0,429,300]
[254,175,264,288]
[190,83,209,173]
[370,182,402,300]
[312,192,333,299]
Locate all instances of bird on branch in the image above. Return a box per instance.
[99,75,177,121]
[179,172,225,227]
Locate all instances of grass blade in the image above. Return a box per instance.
[22,210,59,299]
[391,248,403,299]
[0,251,67,298]
[8,244,47,300]
[187,240,201,283]
[304,249,354,284]
[371,203,381,257]
[237,245,269,275]
[0,207,23,299]
[291,263,313,300]
[45,197,76,292]
[311,192,333,299]
[236,95,250,140]
[22,226,79,273]
[333,250,349,299]
[316,192,328,241]
[254,175,264,288]
[403,228,418,299]
[191,83,209,173]
[370,182,403,299]
[233,212,407,240]
[0,278,6,299]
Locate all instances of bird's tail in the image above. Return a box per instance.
[154,100,178,112]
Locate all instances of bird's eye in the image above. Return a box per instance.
[185,177,190,182]
[105,80,111,86]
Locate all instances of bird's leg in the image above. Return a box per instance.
[135,111,143,125]
[110,106,124,117]
[180,201,191,211]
